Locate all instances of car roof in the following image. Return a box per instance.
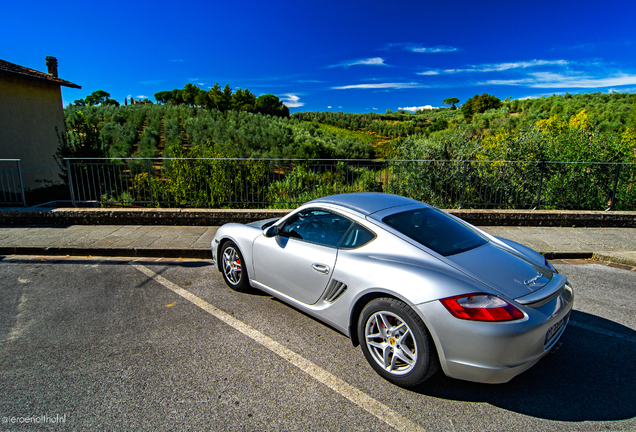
[307,192,424,215]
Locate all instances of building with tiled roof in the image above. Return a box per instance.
[0,57,81,190]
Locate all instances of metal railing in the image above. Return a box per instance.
[0,159,26,206]
[64,158,636,210]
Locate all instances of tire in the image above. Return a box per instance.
[220,241,250,292]
[358,297,439,388]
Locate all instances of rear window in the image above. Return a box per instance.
[382,208,487,256]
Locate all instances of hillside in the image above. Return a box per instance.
[61,91,636,164]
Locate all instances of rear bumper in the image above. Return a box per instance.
[416,284,573,384]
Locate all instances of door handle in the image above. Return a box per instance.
[312,263,330,274]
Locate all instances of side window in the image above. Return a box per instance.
[339,223,376,249]
[279,209,353,248]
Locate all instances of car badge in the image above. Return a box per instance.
[524,272,548,287]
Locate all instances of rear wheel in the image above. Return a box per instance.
[358,297,438,387]
[220,241,250,292]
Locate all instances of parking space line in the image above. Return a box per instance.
[132,264,426,432]
[569,320,636,344]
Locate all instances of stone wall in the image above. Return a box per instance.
[1,207,635,227]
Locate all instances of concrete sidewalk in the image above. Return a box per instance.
[0,224,635,268]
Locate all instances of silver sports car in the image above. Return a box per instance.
[211,193,573,387]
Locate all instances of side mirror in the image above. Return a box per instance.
[263,225,278,238]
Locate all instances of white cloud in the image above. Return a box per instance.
[609,85,636,93]
[332,82,424,90]
[328,57,388,68]
[484,78,535,86]
[477,59,569,72]
[517,95,540,100]
[385,43,458,53]
[281,94,304,108]
[425,59,570,75]
[399,105,435,112]
[482,72,636,88]
[409,45,458,54]
[328,106,332,109]
[372,107,378,110]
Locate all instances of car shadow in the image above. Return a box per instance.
[413,310,636,421]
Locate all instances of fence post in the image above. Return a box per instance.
[15,160,26,206]
[460,161,468,209]
[146,159,155,205]
[533,161,545,210]
[384,162,389,193]
[65,159,76,207]
[606,164,621,211]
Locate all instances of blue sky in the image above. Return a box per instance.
[3,0,636,113]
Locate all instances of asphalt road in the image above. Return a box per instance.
[1,256,635,431]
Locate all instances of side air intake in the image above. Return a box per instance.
[324,280,348,303]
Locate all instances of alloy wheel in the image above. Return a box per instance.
[364,311,418,375]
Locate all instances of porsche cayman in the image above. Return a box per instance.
[211,193,573,387]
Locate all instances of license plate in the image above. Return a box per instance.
[545,315,567,345]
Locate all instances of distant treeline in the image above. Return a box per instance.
[154,83,289,118]
[294,91,636,138]
[59,104,376,163]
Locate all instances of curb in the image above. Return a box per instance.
[2,207,636,227]
[0,246,212,260]
[592,251,636,268]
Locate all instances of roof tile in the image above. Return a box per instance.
[0,58,81,89]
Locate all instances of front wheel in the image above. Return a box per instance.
[358,298,439,387]
[220,241,250,292]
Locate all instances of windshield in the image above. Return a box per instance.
[382,208,488,256]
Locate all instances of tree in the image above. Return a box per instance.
[181,83,200,107]
[85,90,111,106]
[169,89,184,105]
[443,97,460,110]
[629,101,636,128]
[54,110,106,183]
[154,91,172,104]
[208,83,225,111]
[223,84,233,109]
[194,91,210,109]
[206,83,232,111]
[255,94,290,117]
[103,98,120,107]
[461,93,502,122]
[232,88,257,112]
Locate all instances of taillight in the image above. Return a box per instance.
[440,294,524,322]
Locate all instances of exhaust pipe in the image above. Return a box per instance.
[549,341,562,355]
